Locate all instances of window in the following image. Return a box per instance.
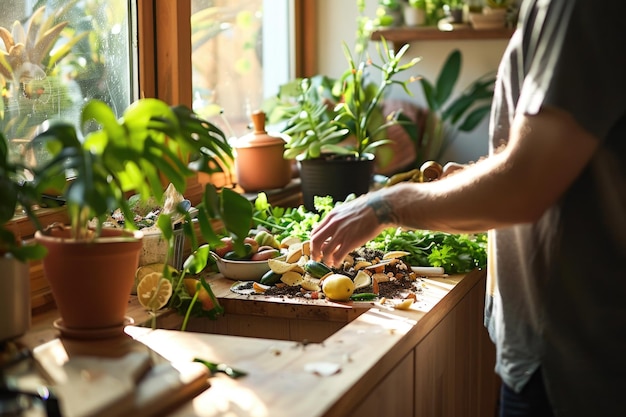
[0,0,136,166]
[4,0,308,311]
[190,0,292,139]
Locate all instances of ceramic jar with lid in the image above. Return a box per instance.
[233,110,292,192]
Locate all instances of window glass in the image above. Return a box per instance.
[0,0,134,165]
[190,0,291,140]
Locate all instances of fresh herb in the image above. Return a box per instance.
[251,193,339,242]
[252,195,487,275]
[366,228,487,274]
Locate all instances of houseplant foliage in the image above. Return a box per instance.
[27,98,253,331]
[413,48,495,165]
[30,98,247,243]
[0,133,47,262]
[263,38,419,209]
[267,38,419,163]
[0,132,47,342]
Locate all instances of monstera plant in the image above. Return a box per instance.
[27,98,253,334]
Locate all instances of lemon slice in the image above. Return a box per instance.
[353,270,372,290]
[383,251,411,260]
[136,263,177,280]
[134,263,177,294]
[137,272,173,310]
[252,282,270,293]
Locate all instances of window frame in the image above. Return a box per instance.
[13,0,316,312]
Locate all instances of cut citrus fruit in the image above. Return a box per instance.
[136,263,177,281]
[253,282,270,293]
[322,273,355,301]
[353,270,372,290]
[137,271,172,310]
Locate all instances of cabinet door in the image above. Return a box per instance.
[348,352,414,417]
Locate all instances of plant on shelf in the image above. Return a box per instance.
[26,97,253,333]
[413,49,495,165]
[376,0,405,27]
[485,0,510,9]
[403,0,428,28]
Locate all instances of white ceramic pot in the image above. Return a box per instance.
[0,256,30,342]
[403,5,426,26]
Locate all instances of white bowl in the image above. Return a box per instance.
[211,252,286,281]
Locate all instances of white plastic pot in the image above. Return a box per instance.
[0,256,30,342]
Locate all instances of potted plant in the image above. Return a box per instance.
[404,0,428,26]
[442,0,465,23]
[413,48,495,165]
[27,98,252,335]
[0,133,47,342]
[377,0,406,27]
[264,38,419,210]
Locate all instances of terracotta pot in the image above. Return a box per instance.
[0,256,30,342]
[298,154,375,211]
[35,226,143,330]
[234,110,292,191]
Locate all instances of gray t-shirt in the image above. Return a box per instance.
[485,1,626,415]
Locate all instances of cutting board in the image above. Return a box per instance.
[33,338,209,417]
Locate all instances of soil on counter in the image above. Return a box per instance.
[244,247,425,301]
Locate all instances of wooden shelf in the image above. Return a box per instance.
[372,25,514,44]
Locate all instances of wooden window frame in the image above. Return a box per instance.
[13,0,316,313]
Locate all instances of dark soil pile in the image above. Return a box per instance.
[258,247,424,301]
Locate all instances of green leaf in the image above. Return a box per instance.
[183,244,211,275]
[220,188,253,242]
[435,49,461,108]
[457,105,492,132]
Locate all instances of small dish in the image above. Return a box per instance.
[211,252,286,281]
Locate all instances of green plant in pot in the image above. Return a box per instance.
[264,38,419,211]
[27,98,252,335]
[413,48,495,165]
[0,132,48,342]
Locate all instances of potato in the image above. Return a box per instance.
[250,248,281,261]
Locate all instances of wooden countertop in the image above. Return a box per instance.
[12,269,488,417]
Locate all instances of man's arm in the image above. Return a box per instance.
[310,106,599,266]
